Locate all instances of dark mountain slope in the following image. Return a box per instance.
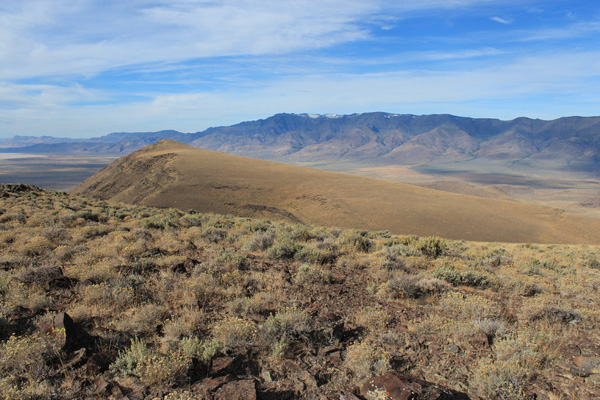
[4,113,600,175]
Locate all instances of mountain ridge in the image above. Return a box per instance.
[4,112,600,175]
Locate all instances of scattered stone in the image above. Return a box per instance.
[40,312,73,347]
[446,345,461,354]
[94,378,124,398]
[588,373,600,385]
[469,333,490,348]
[261,368,273,383]
[573,355,600,371]
[193,374,234,397]
[48,275,76,290]
[93,378,110,394]
[571,355,600,376]
[40,312,93,351]
[210,356,235,375]
[111,384,125,398]
[297,369,317,390]
[322,311,342,321]
[340,394,361,400]
[361,372,470,400]
[328,351,344,367]
[530,307,581,325]
[169,261,187,274]
[9,305,37,321]
[213,379,256,400]
[190,357,208,378]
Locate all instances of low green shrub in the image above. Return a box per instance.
[179,337,223,363]
[413,236,447,258]
[344,340,391,380]
[295,263,333,284]
[243,232,274,251]
[293,246,336,264]
[433,265,499,289]
[340,230,373,253]
[266,238,303,259]
[263,308,311,359]
[141,215,175,230]
[379,276,449,299]
[110,337,190,389]
[212,316,258,350]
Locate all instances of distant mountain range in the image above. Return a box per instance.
[3,113,600,174]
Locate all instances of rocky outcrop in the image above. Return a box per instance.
[361,372,470,400]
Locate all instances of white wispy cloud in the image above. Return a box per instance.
[411,47,505,61]
[517,20,600,41]
[0,0,537,80]
[0,0,374,80]
[0,82,105,109]
[490,16,511,24]
[3,49,600,137]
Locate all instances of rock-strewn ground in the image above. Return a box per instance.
[1,184,599,399]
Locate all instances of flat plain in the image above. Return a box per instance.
[0,155,117,191]
[304,158,600,219]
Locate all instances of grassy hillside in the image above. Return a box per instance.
[1,184,600,399]
[72,140,600,245]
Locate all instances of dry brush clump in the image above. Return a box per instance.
[1,184,600,399]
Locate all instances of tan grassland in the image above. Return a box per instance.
[73,140,600,245]
[295,158,600,219]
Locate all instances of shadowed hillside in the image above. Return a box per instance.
[72,140,600,244]
[187,113,600,172]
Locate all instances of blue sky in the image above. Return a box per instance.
[1,0,600,138]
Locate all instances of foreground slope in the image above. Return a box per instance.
[72,140,600,244]
[2,184,600,399]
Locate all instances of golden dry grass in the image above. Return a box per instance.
[73,140,600,244]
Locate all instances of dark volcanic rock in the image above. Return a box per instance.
[40,312,93,351]
[193,375,235,397]
[360,372,470,400]
[213,379,257,400]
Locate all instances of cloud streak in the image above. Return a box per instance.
[0,0,537,80]
[0,0,375,80]
[4,48,600,136]
[490,16,511,24]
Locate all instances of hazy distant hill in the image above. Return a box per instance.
[0,130,187,155]
[0,135,81,148]
[4,112,600,174]
[72,139,600,244]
